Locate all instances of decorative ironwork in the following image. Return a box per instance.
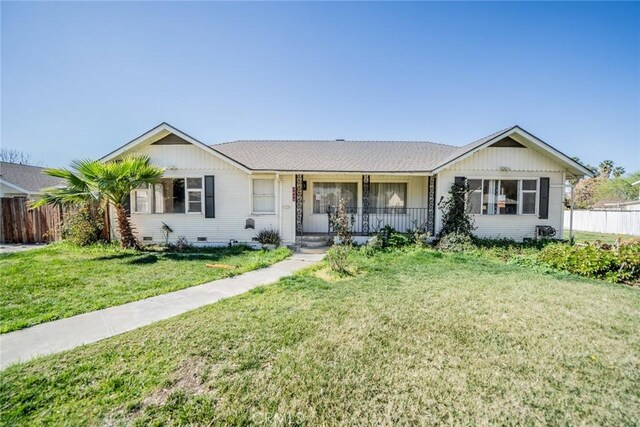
[427,176,437,235]
[362,174,370,234]
[295,174,304,235]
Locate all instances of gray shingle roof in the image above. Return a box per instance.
[0,162,65,194]
[212,140,461,172]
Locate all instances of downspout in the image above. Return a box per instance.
[569,183,575,243]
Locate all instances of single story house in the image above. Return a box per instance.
[101,123,593,246]
[0,162,65,199]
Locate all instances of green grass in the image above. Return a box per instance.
[565,230,637,244]
[1,249,638,425]
[0,243,291,333]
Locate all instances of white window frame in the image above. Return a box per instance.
[130,177,204,215]
[186,178,203,215]
[520,179,538,215]
[252,178,276,215]
[132,184,151,214]
[466,177,539,216]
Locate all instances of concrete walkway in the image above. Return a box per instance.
[0,253,324,369]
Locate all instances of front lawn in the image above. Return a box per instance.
[1,249,638,425]
[0,243,291,333]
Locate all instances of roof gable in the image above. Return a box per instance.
[101,123,250,173]
[433,126,594,177]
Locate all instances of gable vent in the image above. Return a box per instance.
[489,136,525,148]
[151,134,191,145]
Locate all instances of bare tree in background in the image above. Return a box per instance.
[0,148,40,165]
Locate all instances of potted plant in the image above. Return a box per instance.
[255,228,281,250]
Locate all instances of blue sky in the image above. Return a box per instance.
[2,1,639,172]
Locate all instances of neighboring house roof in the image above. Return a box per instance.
[212,140,459,173]
[0,162,65,195]
[102,122,594,177]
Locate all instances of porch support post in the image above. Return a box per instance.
[362,174,370,235]
[295,174,304,236]
[427,175,437,236]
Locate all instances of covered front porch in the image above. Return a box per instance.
[294,173,438,237]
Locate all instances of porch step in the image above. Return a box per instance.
[301,241,330,249]
[297,234,332,249]
[297,246,329,254]
[299,234,332,242]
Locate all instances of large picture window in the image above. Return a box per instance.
[132,177,203,214]
[467,178,538,216]
[252,179,275,213]
[313,182,357,213]
[370,182,407,213]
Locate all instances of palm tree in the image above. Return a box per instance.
[598,160,614,178]
[612,166,625,178]
[33,155,164,249]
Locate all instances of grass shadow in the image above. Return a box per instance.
[127,255,159,265]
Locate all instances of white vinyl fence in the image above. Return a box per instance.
[564,210,640,236]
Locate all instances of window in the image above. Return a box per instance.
[313,182,357,213]
[133,184,150,213]
[370,182,407,213]
[253,179,275,213]
[521,180,537,214]
[158,178,185,213]
[187,178,203,213]
[467,178,538,215]
[131,177,203,214]
[467,180,482,214]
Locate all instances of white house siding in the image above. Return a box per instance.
[436,147,566,241]
[124,144,295,245]
[301,174,426,233]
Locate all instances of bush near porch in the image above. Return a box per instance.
[0,242,291,333]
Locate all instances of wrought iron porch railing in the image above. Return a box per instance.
[323,206,429,235]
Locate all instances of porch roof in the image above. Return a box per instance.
[211,139,459,173]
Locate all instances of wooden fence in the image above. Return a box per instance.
[1,198,63,244]
[1,198,108,244]
[564,209,640,236]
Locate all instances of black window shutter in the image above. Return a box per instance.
[123,194,131,216]
[539,177,550,219]
[205,175,215,218]
[454,176,466,211]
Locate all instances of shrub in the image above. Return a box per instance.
[538,241,640,283]
[61,203,104,246]
[438,181,475,237]
[329,199,354,245]
[436,232,475,252]
[370,226,414,250]
[255,228,281,247]
[325,245,353,275]
[169,236,191,252]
